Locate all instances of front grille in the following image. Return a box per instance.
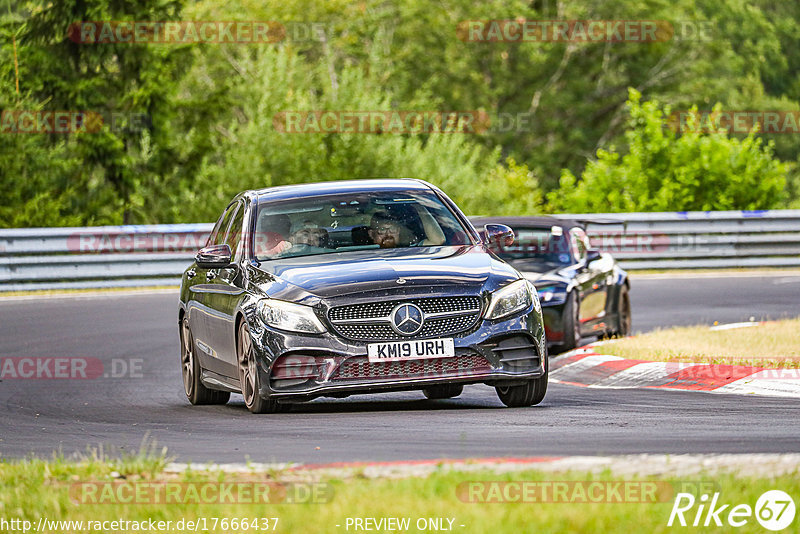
[327,296,482,341]
[328,296,481,321]
[331,352,492,381]
[333,314,478,341]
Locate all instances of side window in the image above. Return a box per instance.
[570,228,587,262]
[207,204,234,246]
[225,202,246,258]
[206,211,227,247]
[212,203,238,246]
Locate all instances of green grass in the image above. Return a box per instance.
[596,318,800,368]
[0,286,177,298]
[1,452,798,533]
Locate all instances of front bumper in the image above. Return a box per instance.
[249,308,546,400]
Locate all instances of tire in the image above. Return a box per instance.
[614,285,632,337]
[238,321,287,414]
[554,291,580,353]
[180,317,230,406]
[495,370,548,408]
[422,384,464,400]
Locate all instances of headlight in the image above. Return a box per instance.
[257,299,326,334]
[536,285,567,306]
[486,279,538,320]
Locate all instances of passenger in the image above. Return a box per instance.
[291,226,329,248]
[255,214,293,257]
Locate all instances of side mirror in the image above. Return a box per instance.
[586,249,602,264]
[195,244,232,269]
[484,224,515,248]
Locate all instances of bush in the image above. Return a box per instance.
[547,89,788,213]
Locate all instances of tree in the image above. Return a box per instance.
[3,0,193,225]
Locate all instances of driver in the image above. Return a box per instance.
[369,211,410,248]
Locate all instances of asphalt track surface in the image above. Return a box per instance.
[1,273,798,463]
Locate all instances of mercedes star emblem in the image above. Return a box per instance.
[390,303,424,335]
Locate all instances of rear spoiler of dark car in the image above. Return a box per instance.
[558,217,628,231]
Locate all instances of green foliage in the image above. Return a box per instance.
[548,89,787,212]
[472,158,544,216]
[2,0,800,227]
[152,44,516,221]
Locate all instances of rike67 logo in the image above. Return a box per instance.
[668,490,795,531]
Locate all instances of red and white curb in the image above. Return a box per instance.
[165,454,800,478]
[550,345,800,398]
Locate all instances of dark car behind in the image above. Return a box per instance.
[471,216,631,353]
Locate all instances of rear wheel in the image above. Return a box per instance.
[180,318,230,405]
[422,384,463,400]
[496,372,548,408]
[238,321,288,414]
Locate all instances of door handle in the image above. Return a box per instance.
[186,269,196,279]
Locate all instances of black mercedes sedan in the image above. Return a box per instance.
[471,216,631,353]
[178,179,547,413]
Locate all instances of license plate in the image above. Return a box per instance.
[367,338,455,363]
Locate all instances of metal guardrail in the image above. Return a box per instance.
[1,211,799,291]
[566,210,800,270]
[0,224,211,292]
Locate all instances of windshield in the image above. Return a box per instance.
[253,189,473,261]
[493,227,574,268]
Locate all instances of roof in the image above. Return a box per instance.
[469,215,583,230]
[251,179,434,202]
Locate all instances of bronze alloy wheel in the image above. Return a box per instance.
[237,321,287,414]
[238,321,259,408]
[180,317,229,405]
[180,318,195,398]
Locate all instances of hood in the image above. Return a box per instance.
[511,260,573,286]
[249,245,520,303]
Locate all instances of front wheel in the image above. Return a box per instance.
[422,384,464,399]
[495,373,548,408]
[238,321,288,414]
[614,285,632,337]
[554,291,580,353]
[180,318,230,405]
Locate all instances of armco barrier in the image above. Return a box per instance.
[574,210,800,270]
[1,211,799,291]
